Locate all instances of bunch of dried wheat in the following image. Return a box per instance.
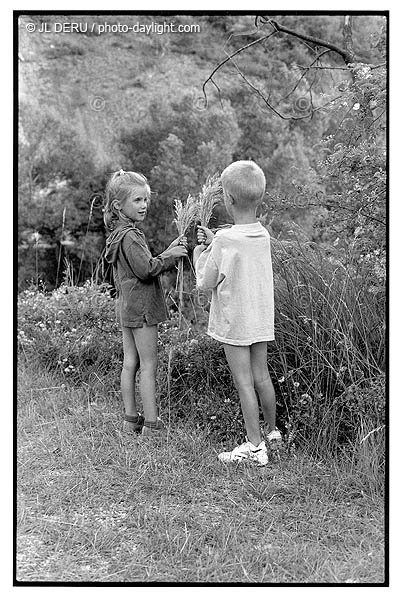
[197,174,223,227]
[173,195,199,236]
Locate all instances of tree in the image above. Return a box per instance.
[201,15,386,254]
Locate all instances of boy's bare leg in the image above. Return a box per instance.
[250,342,276,432]
[132,323,159,423]
[121,326,140,429]
[223,344,262,446]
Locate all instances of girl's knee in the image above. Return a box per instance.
[233,372,254,391]
[140,358,157,375]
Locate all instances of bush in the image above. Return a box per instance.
[18,282,122,389]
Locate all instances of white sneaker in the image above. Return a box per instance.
[218,440,269,466]
[267,429,282,444]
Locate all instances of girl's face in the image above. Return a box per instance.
[119,186,150,222]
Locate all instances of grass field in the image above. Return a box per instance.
[16,362,385,584]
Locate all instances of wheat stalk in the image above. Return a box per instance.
[173,195,198,328]
[173,195,199,235]
[197,174,223,227]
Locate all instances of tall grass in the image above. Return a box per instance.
[270,235,385,448]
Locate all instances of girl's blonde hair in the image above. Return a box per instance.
[103,169,151,230]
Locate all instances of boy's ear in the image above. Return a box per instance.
[226,192,235,205]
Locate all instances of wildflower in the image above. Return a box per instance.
[293,382,300,388]
[278,376,285,383]
[210,415,217,420]
[353,103,360,110]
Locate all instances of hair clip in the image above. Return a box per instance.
[119,169,125,176]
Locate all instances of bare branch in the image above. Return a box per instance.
[266,18,355,64]
[221,40,313,120]
[282,49,332,100]
[343,16,356,63]
[201,31,277,107]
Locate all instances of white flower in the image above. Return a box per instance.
[353,103,360,111]
[278,377,285,383]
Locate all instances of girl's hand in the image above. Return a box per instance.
[168,245,188,258]
[166,235,187,251]
[196,226,214,246]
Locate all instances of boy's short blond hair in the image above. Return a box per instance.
[221,160,266,209]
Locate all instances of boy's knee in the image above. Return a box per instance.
[123,355,139,372]
[140,359,157,375]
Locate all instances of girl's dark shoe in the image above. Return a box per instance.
[141,417,165,437]
[123,412,144,434]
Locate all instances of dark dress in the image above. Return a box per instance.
[105,223,177,328]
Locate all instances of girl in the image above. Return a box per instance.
[104,169,187,436]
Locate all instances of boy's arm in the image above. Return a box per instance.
[193,244,207,267]
[193,225,215,267]
[194,240,224,291]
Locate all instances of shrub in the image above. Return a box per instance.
[17,282,122,389]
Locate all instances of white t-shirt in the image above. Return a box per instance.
[195,222,274,345]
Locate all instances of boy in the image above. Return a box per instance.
[193,160,281,466]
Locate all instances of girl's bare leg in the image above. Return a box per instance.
[223,344,262,446]
[132,323,158,423]
[121,326,140,428]
[250,342,276,432]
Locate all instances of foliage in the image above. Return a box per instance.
[17,283,122,386]
[18,15,386,291]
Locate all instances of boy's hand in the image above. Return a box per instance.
[196,226,214,246]
[166,235,188,251]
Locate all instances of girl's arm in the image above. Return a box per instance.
[123,235,187,281]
